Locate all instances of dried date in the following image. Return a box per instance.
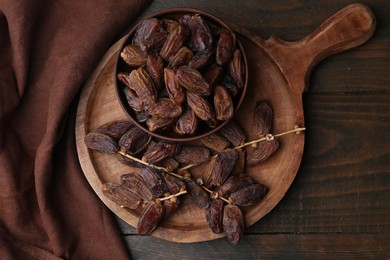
[208,148,239,187]
[128,68,157,105]
[101,183,141,209]
[137,200,165,235]
[188,50,214,70]
[173,106,198,135]
[246,139,279,166]
[214,85,234,121]
[143,141,181,164]
[219,120,246,146]
[146,116,177,132]
[253,100,273,137]
[160,23,187,61]
[145,98,183,119]
[133,18,163,46]
[120,44,146,67]
[200,133,230,152]
[84,132,119,154]
[223,204,245,244]
[95,120,134,140]
[146,53,164,91]
[188,15,213,51]
[183,177,210,209]
[206,199,224,234]
[121,84,144,111]
[229,183,267,206]
[119,127,151,155]
[218,175,256,197]
[140,167,168,198]
[186,91,215,124]
[174,146,211,165]
[120,173,154,201]
[175,66,211,96]
[229,49,245,89]
[203,64,224,88]
[168,46,193,68]
[164,68,185,105]
[216,28,235,66]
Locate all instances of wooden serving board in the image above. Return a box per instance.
[75,4,375,242]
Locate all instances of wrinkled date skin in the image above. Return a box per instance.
[143,141,181,164]
[216,28,235,66]
[174,146,211,165]
[214,85,234,121]
[120,173,154,201]
[101,183,141,209]
[203,149,238,187]
[160,23,188,61]
[128,68,158,106]
[120,44,146,67]
[246,139,280,166]
[168,46,193,68]
[218,175,256,197]
[253,100,273,137]
[164,174,185,194]
[229,183,268,206]
[200,133,230,153]
[206,199,225,234]
[146,116,177,132]
[133,18,163,47]
[120,81,144,112]
[146,53,164,91]
[183,177,210,209]
[140,167,168,198]
[119,127,151,155]
[186,91,215,124]
[203,64,224,88]
[145,98,183,119]
[229,49,245,89]
[84,132,119,154]
[188,15,213,51]
[137,200,165,235]
[95,120,134,140]
[219,120,246,146]
[188,50,214,70]
[164,68,185,105]
[174,106,198,135]
[223,204,245,244]
[175,66,211,96]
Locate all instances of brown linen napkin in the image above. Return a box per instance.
[0,0,151,258]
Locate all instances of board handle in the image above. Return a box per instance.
[262,3,376,94]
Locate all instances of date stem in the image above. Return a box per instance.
[201,185,230,204]
[158,190,188,201]
[117,150,184,179]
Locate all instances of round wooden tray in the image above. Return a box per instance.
[75,4,375,242]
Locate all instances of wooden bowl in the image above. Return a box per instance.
[114,8,248,142]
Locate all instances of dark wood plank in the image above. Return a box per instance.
[122,234,390,259]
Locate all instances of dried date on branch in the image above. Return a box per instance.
[143,141,181,164]
[183,177,210,209]
[246,139,280,166]
[84,132,119,154]
[163,195,180,218]
[253,100,273,137]
[218,175,256,197]
[206,199,224,234]
[164,174,185,195]
[209,148,239,187]
[101,183,141,209]
[216,28,235,66]
[219,119,246,146]
[173,106,198,135]
[137,200,165,235]
[157,157,179,172]
[229,49,245,89]
[164,68,185,105]
[95,120,134,140]
[146,53,164,91]
[200,133,230,153]
[160,23,188,61]
[140,167,168,198]
[214,85,234,121]
[174,146,211,165]
[175,66,211,96]
[232,148,246,176]
[229,183,268,206]
[120,173,154,201]
[120,44,146,67]
[118,127,151,155]
[223,204,245,244]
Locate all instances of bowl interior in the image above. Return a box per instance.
[114,8,248,142]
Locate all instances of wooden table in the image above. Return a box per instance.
[113,0,390,258]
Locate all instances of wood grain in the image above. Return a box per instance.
[122,234,390,259]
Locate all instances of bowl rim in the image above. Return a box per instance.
[114,8,248,142]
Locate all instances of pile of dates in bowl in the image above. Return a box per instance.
[114,8,248,142]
